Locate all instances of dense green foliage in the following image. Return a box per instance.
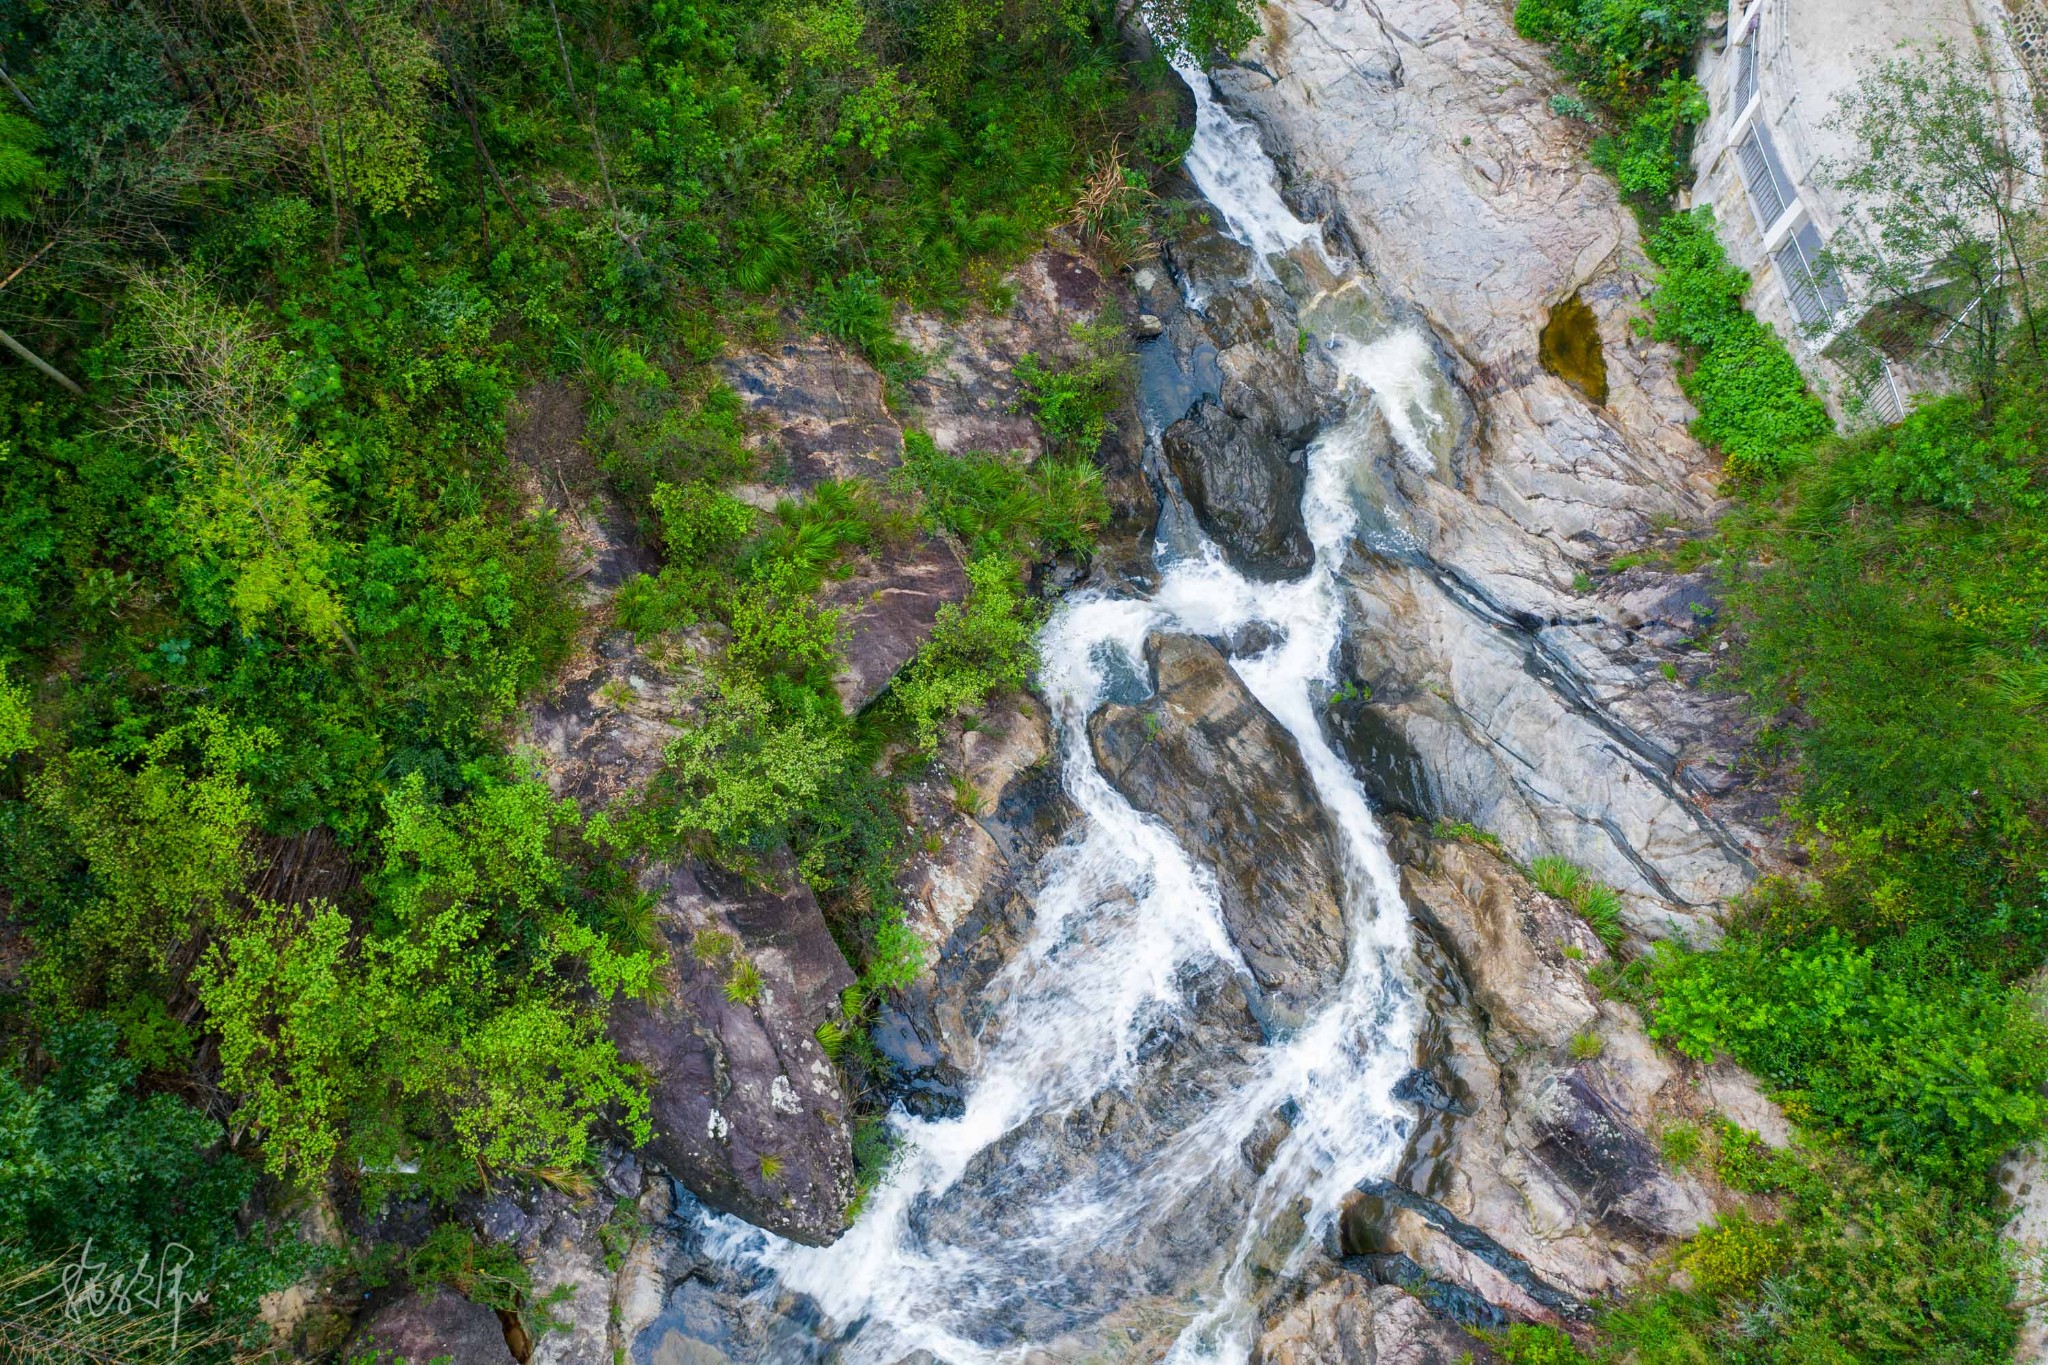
[1642,210,1833,478]
[199,774,656,1200]
[1515,14,2047,1365]
[0,1019,307,1360]
[0,0,1215,1348]
[1641,388,2048,1197]
[1512,0,1714,202]
[1591,1137,2021,1363]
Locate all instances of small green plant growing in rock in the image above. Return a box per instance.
[1330,679,1371,706]
[723,958,764,1006]
[1528,856,1625,950]
[1561,943,1584,961]
[1142,712,1164,741]
[758,1153,784,1181]
[1485,1321,1589,1363]
[1431,819,1503,852]
[949,773,982,815]
[1711,1119,1786,1193]
[815,1016,848,1058]
[1659,1121,1703,1169]
[690,928,738,963]
[1568,1027,1605,1061]
[1572,571,1594,595]
[598,678,636,709]
[1659,660,1679,682]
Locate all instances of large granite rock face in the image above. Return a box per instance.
[1089,633,1349,1031]
[1337,827,1771,1314]
[1125,0,1795,927]
[1253,1273,1497,1365]
[608,861,858,1247]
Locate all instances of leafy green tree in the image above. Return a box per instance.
[126,273,346,642]
[11,711,261,1014]
[0,1018,305,1362]
[0,110,49,220]
[199,775,653,1198]
[1821,41,2047,400]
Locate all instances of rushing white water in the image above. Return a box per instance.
[1173,56,1323,269]
[698,63,1454,1364]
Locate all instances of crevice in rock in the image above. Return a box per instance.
[1352,1178,1590,1320]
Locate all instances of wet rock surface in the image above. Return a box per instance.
[904,960,1268,1346]
[1163,397,1314,577]
[1090,633,1350,1030]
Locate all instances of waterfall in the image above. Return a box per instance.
[695,61,1453,1364]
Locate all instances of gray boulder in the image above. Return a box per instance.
[1253,1273,1497,1365]
[1089,633,1348,1030]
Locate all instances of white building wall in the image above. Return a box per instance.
[1688,0,2022,420]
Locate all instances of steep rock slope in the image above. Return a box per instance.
[1141,0,1788,940]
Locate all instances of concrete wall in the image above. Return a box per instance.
[1687,0,2025,419]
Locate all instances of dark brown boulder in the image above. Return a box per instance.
[1088,634,1348,1030]
[818,538,970,713]
[608,861,859,1246]
[347,1288,514,1365]
[1163,399,1314,579]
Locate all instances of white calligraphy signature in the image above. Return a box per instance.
[23,1238,211,1353]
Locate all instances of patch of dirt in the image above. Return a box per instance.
[508,378,600,509]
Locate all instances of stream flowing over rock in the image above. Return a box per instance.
[1090,633,1350,1031]
[452,5,1815,1361]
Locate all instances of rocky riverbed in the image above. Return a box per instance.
[324,4,1818,1362]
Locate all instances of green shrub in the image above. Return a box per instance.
[1511,0,1715,110]
[1721,392,2048,822]
[1680,1210,1780,1295]
[1643,211,1832,478]
[1014,344,1131,458]
[0,1019,307,1358]
[892,555,1038,750]
[198,775,654,1198]
[1650,933,2048,1184]
[1657,1121,1702,1169]
[1591,78,1709,199]
[1527,855,1626,949]
[1603,1146,2019,1364]
[898,431,1107,561]
[1493,1321,1590,1364]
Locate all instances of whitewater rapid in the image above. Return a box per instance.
[699,62,1456,1363]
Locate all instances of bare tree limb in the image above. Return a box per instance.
[0,63,32,113]
[0,324,84,395]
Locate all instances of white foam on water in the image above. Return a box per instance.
[1171,56,1324,275]
[695,56,1456,1365]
